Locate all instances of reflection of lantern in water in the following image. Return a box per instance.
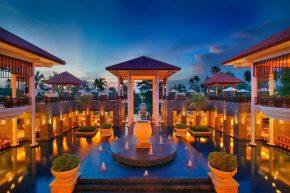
[35,147,41,162]
[62,137,69,151]
[261,147,269,160]
[230,138,234,154]
[220,137,224,148]
[52,140,58,156]
[16,147,26,162]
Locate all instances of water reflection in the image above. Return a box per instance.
[0,131,102,193]
[191,130,290,193]
[0,128,289,193]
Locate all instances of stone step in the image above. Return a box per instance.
[77,178,211,184]
[74,178,215,192]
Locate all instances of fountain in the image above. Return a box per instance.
[143,170,149,177]
[110,103,177,167]
[159,135,163,144]
[98,145,103,152]
[187,160,193,167]
[101,162,107,171]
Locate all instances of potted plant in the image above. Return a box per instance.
[189,125,212,136]
[174,123,187,137]
[51,153,80,182]
[74,126,98,137]
[100,122,112,137]
[208,152,237,182]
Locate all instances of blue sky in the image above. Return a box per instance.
[1,0,290,87]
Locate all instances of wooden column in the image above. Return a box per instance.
[250,63,257,146]
[29,64,37,147]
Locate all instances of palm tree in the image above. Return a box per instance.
[210,65,221,74]
[35,71,44,88]
[243,70,251,83]
[5,78,11,88]
[189,75,201,93]
[94,78,107,91]
[78,95,93,126]
[81,80,90,91]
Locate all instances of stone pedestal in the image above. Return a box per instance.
[208,172,239,193]
[50,172,80,193]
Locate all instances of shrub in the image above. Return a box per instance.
[52,153,79,172]
[101,122,112,129]
[76,126,96,132]
[175,123,186,129]
[190,126,210,132]
[208,152,237,172]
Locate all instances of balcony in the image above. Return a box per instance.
[208,96,251,103]
[0,97,31,108]
[35,96,75,104]
[256,97,290,108]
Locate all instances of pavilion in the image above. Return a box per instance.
[202,72,243,96]
[106,56,180,125]
[45,71,83,95]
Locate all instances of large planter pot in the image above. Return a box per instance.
[134,120,152,149]
[208,163,237,182]
[100,128,113,137]
[51,164,80,182]
[75,129,97,137]
[174,128,187,137]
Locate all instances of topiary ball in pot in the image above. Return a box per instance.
[208,151,237,181]
[51,153,80,182]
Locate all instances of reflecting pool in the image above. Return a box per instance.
[0,128,289,193]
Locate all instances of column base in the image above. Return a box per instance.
[267,142,275,146]
[30,142,38,148]
[11,143,19,147]
[248,142,257,147]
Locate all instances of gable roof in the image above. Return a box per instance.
[45,71,83,85]
[202,72,243,86]
[0,27,65,65]
[106,56,181,71]
[223,27,290,64]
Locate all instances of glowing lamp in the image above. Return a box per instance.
[133,120,152,149]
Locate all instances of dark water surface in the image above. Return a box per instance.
[0,129,289,193]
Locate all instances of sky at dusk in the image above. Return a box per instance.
[1,0,290,87]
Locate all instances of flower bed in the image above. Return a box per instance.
[174,123,187,137]
[100,123,113,137]
[189,126,212,136]
[75,126,98,137]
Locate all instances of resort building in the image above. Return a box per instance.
[223,27,290,147]
[0,27,65,148]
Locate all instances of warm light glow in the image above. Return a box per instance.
[261,147,269,160]
[16,147,26,162]
[279,120,284,124]
[200,137,207,143]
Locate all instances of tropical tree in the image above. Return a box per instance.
[94,78,107,91]
[5,78,11,88]
[81,80,90,91]
[189,75,200,93]
[243,70,251,83]
[78,94,93,126]
[35,71,45,88]
[137,80,152,114]
[187,94,210,125]
[210,65,221,74]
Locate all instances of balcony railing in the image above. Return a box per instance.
[256,97,290,108]
[208,96,251,103]
[0,97,31,108]
[35,96,75,104]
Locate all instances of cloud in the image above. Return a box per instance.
[209,45,228,54]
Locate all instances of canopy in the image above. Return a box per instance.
[202,72,243,86]
[186,89,195,93]
[169,89,178,92]
[237,89,250,93]
[222,87,238,92]
[45,71,83,86]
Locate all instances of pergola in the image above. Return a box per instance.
[45,71,83,95]
[106,56,180,125]
[202,72,243,96]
